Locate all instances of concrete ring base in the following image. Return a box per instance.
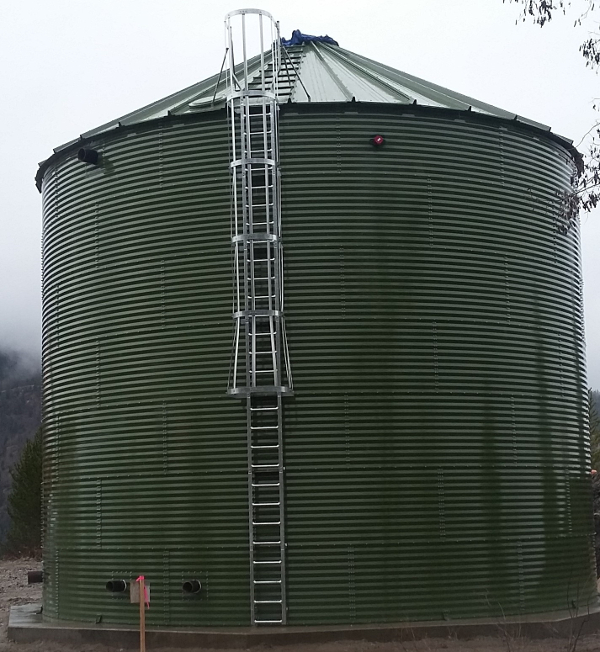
[8,603,600,649]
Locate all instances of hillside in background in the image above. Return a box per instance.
[0,350,41,546]
[592,389,600,416]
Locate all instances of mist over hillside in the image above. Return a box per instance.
[0,349,41,545]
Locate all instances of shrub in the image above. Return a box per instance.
[4,428,42,557]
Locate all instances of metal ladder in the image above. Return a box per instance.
[225,9,293,626]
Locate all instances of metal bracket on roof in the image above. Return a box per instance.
[211,48,229,106]
[282,47,311,102]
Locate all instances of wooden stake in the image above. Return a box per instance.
[139,576,146,652]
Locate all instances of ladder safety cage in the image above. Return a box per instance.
[224,8,293,628]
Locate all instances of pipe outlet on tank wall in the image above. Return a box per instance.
[182,580,202,594]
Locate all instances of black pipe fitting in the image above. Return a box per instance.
[27,570,44,584]
[105,579,128,593]
[182,579,202,594]
[78,148,99,165]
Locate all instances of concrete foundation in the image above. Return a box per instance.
[8,604,600,649]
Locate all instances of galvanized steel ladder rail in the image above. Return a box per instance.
[225,9,293,626]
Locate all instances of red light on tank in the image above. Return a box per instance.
[371,134,385,147]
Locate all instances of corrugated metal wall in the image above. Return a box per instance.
[42,114,251,626]
[41,105,596,627]
[279,106,596,623]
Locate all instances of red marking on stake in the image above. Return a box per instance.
[136,576,150,608]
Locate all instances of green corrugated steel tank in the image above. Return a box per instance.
[37,29,597,628]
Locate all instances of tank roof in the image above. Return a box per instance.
[37,38,579,188]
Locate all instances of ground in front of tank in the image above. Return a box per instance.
[2,557,600,652]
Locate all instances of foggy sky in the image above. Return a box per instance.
[0,0,599,386]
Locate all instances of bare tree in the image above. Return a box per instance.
[505,0,600,211]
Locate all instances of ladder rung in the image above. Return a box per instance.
[252,501,281,507]
[250,407,278,411]
[252,520,281,525]
[253,560,282,565]
[254,600,283,604]
[252,482,280,487]
[250,426,278,430]
[253,580,282,584]
[253,541,281,546]
[252,464,279,468]
[254,620,283,624]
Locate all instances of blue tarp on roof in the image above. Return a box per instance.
[281,30,338,47]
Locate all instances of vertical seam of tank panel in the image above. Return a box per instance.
[55,285,60,350]
[161,259,166,330]
[96,478,102,548]
[340,246,346,318]
[96,338,101,408]
[94,202,99,271]
[567,472,573,535]
[511,396,518,466]
[159,129,164,190]
[162,401,168,475]
[433,321,439,394]
[344,393,350,465]
[438,468,446,538]
[518,540,525,612]
[504,255,511,327]
[163,550,170,624]
[349,546,356,621]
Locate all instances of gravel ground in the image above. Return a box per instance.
[2,558,600,652]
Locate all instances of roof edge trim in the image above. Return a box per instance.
[35,101,582,192]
